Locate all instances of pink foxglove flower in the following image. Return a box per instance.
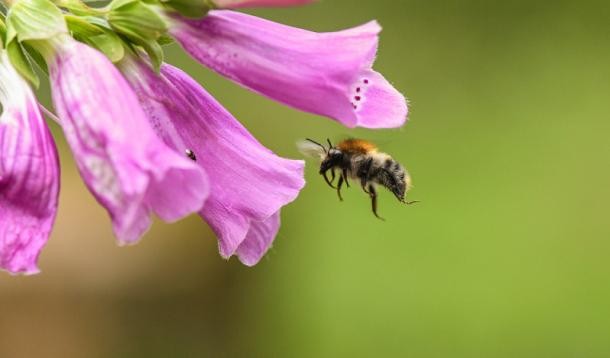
[213,0,313,8]
[0,0,411,274]
[168,10,407,129]
[0,51,60,275]
[44,36,209,244]
[121,58,304,265]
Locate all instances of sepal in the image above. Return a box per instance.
[159,0,214,18]
[157,34,175,45]
[66,15,125,62]
[55,0,106,16]
[108,0,167,71]
[23,42,48,75]
[0,18,6,48]
[6,0,67,43]
[6,40,39,87]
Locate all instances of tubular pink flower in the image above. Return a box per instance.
[0,51,60,275]
[121,58,304,265]
[213,0,313,8]
[168,10,407,129]
[45,37,209,244]
[235,211,280,265]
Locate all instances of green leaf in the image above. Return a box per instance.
[7,40,39,88]
[6,0,67,42]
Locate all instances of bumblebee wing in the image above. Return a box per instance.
[296,139,326,160]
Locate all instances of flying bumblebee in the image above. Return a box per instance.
[298,138,418,219]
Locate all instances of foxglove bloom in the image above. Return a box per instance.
[0,51,60,275]
[168,10,408,128]
[121,58,305,265]
[43,36,209,244]
[0,0,409,274]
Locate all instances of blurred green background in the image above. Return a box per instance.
[3,0,610,356]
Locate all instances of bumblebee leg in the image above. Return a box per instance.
[330,168,336,183]
[369,185,385,220]
[358,159,373,194]
[336,175,344,201]
[403,199,420,205]
[360,177,370,194]
[322,170,336,189]
[342,169,350,187]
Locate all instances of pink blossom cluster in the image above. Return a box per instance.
[0,0,408,274]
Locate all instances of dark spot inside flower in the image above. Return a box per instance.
[356,87,361,92]
[355,96,361,101]
[363,79,369,84]
[185,149,197,161]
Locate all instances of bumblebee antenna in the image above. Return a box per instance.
[327,138,333,148]
[305,138,327,153]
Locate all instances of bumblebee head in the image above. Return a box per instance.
[297,138,344,172]
[320,147,344,173]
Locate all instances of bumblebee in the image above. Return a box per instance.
[298,138,418,219]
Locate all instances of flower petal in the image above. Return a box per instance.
[0,51,60,275]
[47,37,209,244]
[213,0,313,8]
[235,211,280,266]
[170,10,407,128]
[121,58,304,262]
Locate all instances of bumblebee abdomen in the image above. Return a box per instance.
[373,156,409,201]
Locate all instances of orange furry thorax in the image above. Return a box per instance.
[337,138,378,154]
